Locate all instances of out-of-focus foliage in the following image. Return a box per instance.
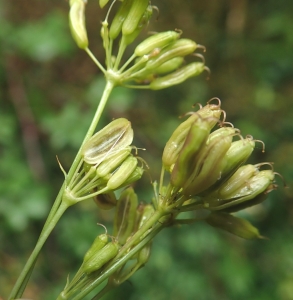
[0,0,292,299]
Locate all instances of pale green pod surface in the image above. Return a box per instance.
[83,241,119,274]
[82,118,133,165]
[96,147,131,178]
[119,166,144,187]
[206,212,263,239]
[83,233,108,263]
[206,168,274,211]
[122,0,149,36]
[218,164,259,199]
[99,0,109,8]
[183,135,232,196]
[93,191,117,210]
[113,187,138,244]
[162,113,200,171]
[109,0,134,40]
[150,62,205,90]
[199,135,255,196]
[69,0,88,49]
[206,127,237,145]
[221,138,255,175]
[134,31,181,57]
[171,117,210,188]
[196,102,222,128]
[155,57,184,75]
[137,242,152,266]
[145,39,197,71]
[107,156,138,190]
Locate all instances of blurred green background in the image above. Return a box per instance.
[1,0,293,299]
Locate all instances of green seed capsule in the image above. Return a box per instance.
[155,57,184,75]
[119,166,144,187]
[83,233,108,263]
[69,0,88,49]
[106,156,138,190]
[149,62,205,90]
[96,147,131,178]
[137,242,152,266]
[109,0,134,40]
[82,241,119,274]
[113,187,138,244]
[122,0,149,36]
[171,117,210,188]
[134,31,181,57]
[145,39,197,71]
[93,191,117,210]
[206,127,237,145]
[82,118,133,165]
[206,212,263,239]
[183,135,232,196]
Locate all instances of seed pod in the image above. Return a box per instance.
[145,39,198,71]
[218,164,259,199]
[109,0,134,40]
[162,113,199,172]
[69,0,88,49]
[206,127,237,145]
[155,57,184,75]
[149,62,205,90]
[206,167,275,211]
[82,241,120,274]
[119,166,144,187]
[99,0,109,8]
[134,31,181,57]
[93,191,117,210]
[122,0,149,36]
[206,212,263,239]
[122,4,153,46]
[171,117,210,188]
[106,156,138,190]
[113,187,138,244]
[95,147,131,178]
[221,137,255,176]
[137,242,152,266]
[83,233,108,263]
[82,118,133,165]
[183,135,232,196]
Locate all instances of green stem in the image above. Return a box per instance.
[9,80,116,299]
[9,201,69,299]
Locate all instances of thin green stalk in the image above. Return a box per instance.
[72,221,165,300]
[9,201,69,299]
[9,80,116,299]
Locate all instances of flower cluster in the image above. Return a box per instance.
[158,98,278,239]
[69,0,208,89]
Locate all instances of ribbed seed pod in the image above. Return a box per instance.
[149,62,205,90]
[83,233,108,263]
[82,241,120,274]
[109,0,134,40]
[69,0,88,49]
[183,135,232,196]
[95,147,131,178]
[145,39,198,71]
[171,117,210,188]
[119,166,144,187]
[162,103,222,172]
[134,31,181,57]
[154,57,184,75]
[206,212,263,239]
[106,156,138,190]
[122,0,149,36]
[82,118,133,165]
[113,187,138,244]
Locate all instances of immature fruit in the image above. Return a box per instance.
[69,0,88,49]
